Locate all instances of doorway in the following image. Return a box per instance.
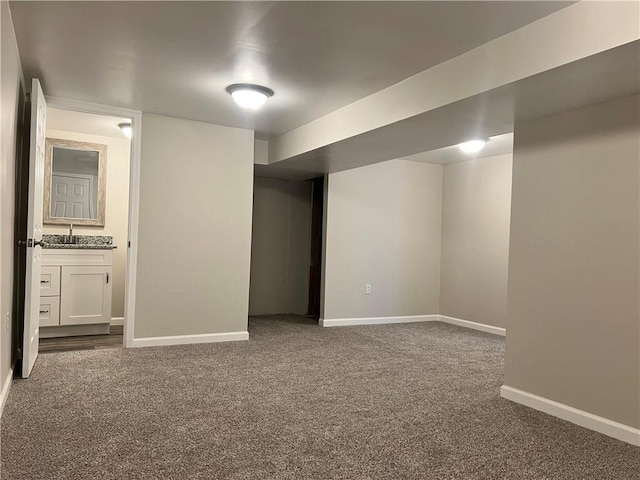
[307,176,324,318]
[14,91,142,375]
[248,174,324,321]
[37,108,132,353]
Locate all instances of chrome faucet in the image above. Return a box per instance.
[66,223,76,244]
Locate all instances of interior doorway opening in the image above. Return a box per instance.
[307,176,324,318]
[14,90,142,374]
[36,108,132,353]
[248,174,325,322]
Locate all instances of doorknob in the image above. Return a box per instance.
[18,238,45,247]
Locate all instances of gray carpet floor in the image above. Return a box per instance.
[1,315,638,479]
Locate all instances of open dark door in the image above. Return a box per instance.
[307,176,324,317]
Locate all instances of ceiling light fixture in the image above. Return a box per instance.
[226,83,274,110]
[458,139,487,154]
[119,122,132,139]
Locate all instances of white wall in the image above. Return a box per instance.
[505,95,640,429]
[0,1,24,401]
[44,121,130,318]
[249,176,312,316]
[134,114,254,338]
[323,160,442,320]
[440,154,512,328]
[254,139,269,166]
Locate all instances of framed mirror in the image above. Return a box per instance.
[44,138,108,226]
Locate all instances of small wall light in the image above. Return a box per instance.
[458,139,487,153]
[226,83,274,110]
[119,122,132,139]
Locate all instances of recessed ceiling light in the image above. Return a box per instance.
[458,139,487,154]
[119,122,132,139]
[226,83,274,110]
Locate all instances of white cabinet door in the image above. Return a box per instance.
[60,266,112,325]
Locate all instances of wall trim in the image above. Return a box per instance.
[110,317,124,326]
[501,385,640,447]
[45,96,142,349]
[1,365,14,418]
[438,315,506,336]
[319,314,506,336]
[131,331,249,348]
[320,315,438,327]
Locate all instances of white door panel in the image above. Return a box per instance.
[51,173,93,219]
[23,79,46,378]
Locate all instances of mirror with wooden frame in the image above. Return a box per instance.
[44,138,108,226]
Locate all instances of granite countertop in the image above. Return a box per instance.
[43,244,117,250]
[42,234,117,250]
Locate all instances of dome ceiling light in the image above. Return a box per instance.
[458,139,488,154]
[226,83,274,110]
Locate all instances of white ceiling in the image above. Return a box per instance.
[47,108,132,140]
[256,17,639,181]
[10,1,572,139]
[255,132,514,179]
[401,133,514,165]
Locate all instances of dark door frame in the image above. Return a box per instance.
[307,175,324,317]
[12,82,30,376]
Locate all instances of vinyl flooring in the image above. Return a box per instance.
[39,325,123,353]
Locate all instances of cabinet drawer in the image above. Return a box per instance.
[39,297,60,327]
[42,249,112,266]
[40,266,61,296]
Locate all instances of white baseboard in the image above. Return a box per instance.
[320,315,438,327]
[131,331,249,348]
[438,315,506,336]
[110,317,124,326]
[318,315,506,335]
[1,364,14,418]
[501,385,640,447]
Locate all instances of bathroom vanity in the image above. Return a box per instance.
[39,234,116,338]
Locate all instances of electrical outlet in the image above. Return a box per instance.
[365,284,372,295]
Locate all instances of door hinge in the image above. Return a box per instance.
[106,273,110,284]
